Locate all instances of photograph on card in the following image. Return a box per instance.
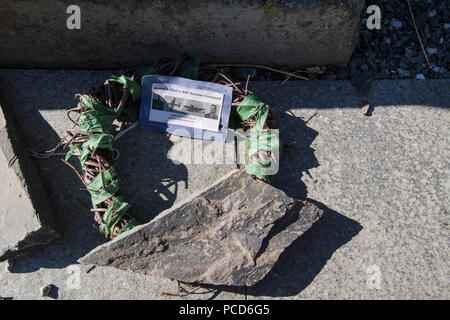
[149,82,223,132]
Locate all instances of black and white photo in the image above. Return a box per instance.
[148,82,224,132]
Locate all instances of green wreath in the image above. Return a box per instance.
[56,54,280,239]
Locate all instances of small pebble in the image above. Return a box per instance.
[40,284,55,297]
[415,74,426,80]
[391,18,403,30]
[361,103,371,116]
[432,66,441,73]
[426,48,438,55]
[5,259,15,273]
[397,68,411,77]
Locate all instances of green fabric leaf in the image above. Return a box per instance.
[77,96,118,133]
[245,132,280,182]
[87,166,117,193]
[237,94,269,132]
[98,196,132,237]
[107,75,141,102]
[237,94,280,182]
[118,218,139,234]
[78,110,116,133]
[87,167,120,206]
[180,57,201,80]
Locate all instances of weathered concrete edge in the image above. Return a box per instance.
[0,92,59,261]
[0,0,365,69]
[78,169,243,264]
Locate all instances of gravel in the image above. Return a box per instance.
[230,0,449,82]
[349,0,449,80]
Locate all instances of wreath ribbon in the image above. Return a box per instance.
[237,94,280,182]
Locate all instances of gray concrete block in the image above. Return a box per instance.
[0,94,59,262]
[0,0,364,69]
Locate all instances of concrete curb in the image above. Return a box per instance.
[0,0,364,69]
[0,92,59,262]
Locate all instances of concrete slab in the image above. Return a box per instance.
[0,70,448,299]
[0,93,58,261]
[0,0,364,69]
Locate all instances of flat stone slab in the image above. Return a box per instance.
[0,70,448,299]
[0,94,58,261]
[79,170,323,286]
[0,0,364,68]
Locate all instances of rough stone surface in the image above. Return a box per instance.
[79,170,323,286]
[0,94,59,262]
[0,70,448,299]
[0,0,364,68]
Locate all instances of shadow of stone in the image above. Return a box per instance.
[246,200,362,297]
[245,111,361,297]
[271,112,320,200]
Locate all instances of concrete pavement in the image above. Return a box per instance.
[0,70,448,299]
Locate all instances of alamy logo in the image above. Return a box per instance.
[167,128,280,177]
[366,5,381,30]
[66,5,81,30]
[66,265,81,289]
[365,264,382,290]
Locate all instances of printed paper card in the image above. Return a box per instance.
[139,75,232,141]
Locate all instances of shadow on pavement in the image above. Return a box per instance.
[200,112,362,298]
[271,111,320,200]
[247,201,362,297]
[250,79,450,111]
[249,113,361,297]
[5,105,188,273]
